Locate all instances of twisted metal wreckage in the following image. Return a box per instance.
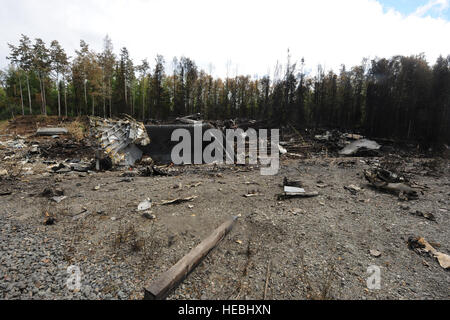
[89,116,151,166]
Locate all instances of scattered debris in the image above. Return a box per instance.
[277,184,319,200]
[70,162,92,172]
[410,210,436,222]
[364,169,418,200]
[51,196,67,203]
[344,184,361,195]
[344,133,364,140]
[283,177,303,188]
[284,186,305,194]
[43,212,55,225]
[160,196,197,205]
[50,163,70,173]
[243,190,261,198]
[138,199,152,211]
[89,116,150,166]
[142,212,156,220]
[369,249,382,257]
[72,209,90,221]
[315,131,332,141]
[144,216,238,300]
[408,236,450,269]
[290,208,305,215]
[140,165,171,177]
[339,139,381,156]
[400,203,410,210]
[41,187,64,198]
[36,127,68,136]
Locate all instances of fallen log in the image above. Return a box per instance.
[143,216,238,300]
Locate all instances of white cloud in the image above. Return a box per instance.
[1,0,450,77]
[414,0,449,17]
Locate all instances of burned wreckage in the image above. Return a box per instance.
[1,113,448,302]
[89,115,284,173]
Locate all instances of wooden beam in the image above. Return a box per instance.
[143,216,238,300]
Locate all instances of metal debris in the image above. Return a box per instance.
[408,236,450,269]
[410,210,436,222]
[160,196,197,205]
[89,116,150,166]
[284,186,306,194]
[51,196,67,203]
[138,199,152,211]
[339,139,381,156]
[364,169,418,200]
[36,128,68,136]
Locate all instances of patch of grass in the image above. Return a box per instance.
[66,119,87,141]
[0,119,8,133]
[298,252,338,300]
[113,224,145,253]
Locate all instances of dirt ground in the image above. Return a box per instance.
[0,117,449,300]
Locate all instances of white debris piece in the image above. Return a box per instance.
[36,128,68,136]
[284,186,305,194]
[89,116,150,166]
[138,199,152,211]
[339,139,381,156]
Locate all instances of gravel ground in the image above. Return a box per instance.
[0,155,449,300]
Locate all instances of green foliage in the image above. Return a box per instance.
[2,35,450,144]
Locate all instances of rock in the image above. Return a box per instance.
[369,249,382,257]
[142,212,156,220]
[51,196,67,203]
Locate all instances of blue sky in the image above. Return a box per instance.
[381,0,450,19]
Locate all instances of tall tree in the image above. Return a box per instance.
[136,59,149,120]
[32,38,50,115]
[50,40,69,117]
[99,35,116,117]
[6,44,24,115]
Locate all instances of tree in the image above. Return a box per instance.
[72,40,91,115]
[50,40,69,117]
[6,44,25,115]
[149,55,166,119]
[99,35,116,117]
[32,38,50,115]
[118,47,134,115]
[136,59,149,120]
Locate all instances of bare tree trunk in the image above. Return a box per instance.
[64,84,68,117]
[142,77,145,121]
[26,74,32,115]
[84,78,88,113]
[42,78,47,116]
[109,79,112,118]
[56,73,61,117]
[18,73,24,115]
[37,72,44,115]
[92,95,95,116]
[131,88,134,116]
[103,81,106,118]
[124,77,128,110]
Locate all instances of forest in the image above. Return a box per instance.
[1,34,449,145]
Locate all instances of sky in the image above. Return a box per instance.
[1,0,449,78]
